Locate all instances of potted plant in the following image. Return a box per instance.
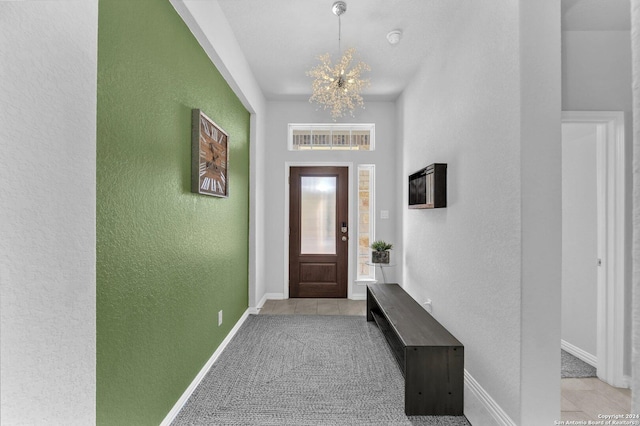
[371,240,393,264]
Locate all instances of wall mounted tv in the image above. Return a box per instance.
[408,163,447,209]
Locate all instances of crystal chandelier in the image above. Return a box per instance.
[307,1,370,119]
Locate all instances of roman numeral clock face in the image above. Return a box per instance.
[192,110,228,197]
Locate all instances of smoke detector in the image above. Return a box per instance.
[386,30,402,45]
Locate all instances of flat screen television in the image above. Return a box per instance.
[408,163,447,209]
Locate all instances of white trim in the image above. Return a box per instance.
[561,339,598,367]
[256,293,269,310]
[464,370,516,426]
[355,279,377,285]
[263,293,285,302]
[250,293,285,313]
[284,162,355,299]
[561,111,627,387]
[160,309,251,426]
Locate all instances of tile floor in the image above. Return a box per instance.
[561,377,632,421]
[258,298,366,316]
[259,298,634,421]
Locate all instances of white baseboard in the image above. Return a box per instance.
[251,293,285,314]
[253,293,269,311]
[250,293,285,313]
[160,309,251,426]
[355,279,376,286]
[264,292,284,300]
[561,339,597,367]
[349,294,366,300]
[464,370,516,426]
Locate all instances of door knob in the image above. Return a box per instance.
[341,236,347,241]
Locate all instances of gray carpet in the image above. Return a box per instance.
[561,349,597,378]
[173,315,470,426]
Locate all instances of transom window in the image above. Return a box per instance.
[288,123,375,151]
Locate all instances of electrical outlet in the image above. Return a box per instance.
[218,310,223,326]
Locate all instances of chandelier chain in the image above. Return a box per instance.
[338,14,341,54]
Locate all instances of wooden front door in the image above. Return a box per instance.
[289,166,349,298]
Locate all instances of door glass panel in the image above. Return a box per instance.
[300,176,337,254]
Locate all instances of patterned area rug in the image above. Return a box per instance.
[173,315,470,425]
[561,349,597,378]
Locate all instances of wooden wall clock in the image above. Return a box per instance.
[191,109,229,197]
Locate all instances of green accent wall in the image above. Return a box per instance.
[96,0,250,424]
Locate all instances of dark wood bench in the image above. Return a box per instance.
[366,283,464,416]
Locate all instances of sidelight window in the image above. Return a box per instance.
[357,165,375,281]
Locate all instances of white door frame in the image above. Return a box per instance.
[561,111,627,387]
[284,162,355,299]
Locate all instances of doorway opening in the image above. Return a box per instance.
[560,111,627,389]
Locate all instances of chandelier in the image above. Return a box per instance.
[307,1,370,119]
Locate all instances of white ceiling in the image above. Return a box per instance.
[215,0,630,102]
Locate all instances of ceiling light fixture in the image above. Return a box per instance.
[307,1,370,120]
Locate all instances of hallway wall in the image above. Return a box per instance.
[97,0,250,424]
[0,2,98,424]
[398,1,561,424]
[398,2,521,420]
[631,0,640,413]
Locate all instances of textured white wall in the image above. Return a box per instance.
[519,3,562,423]
[0,2,98,424]
[561,124,598,358]
[264,101,398,300]
[562,30,634,375]
[631,0,640,413]
[398,1,560,423]
[398,1,522,421]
